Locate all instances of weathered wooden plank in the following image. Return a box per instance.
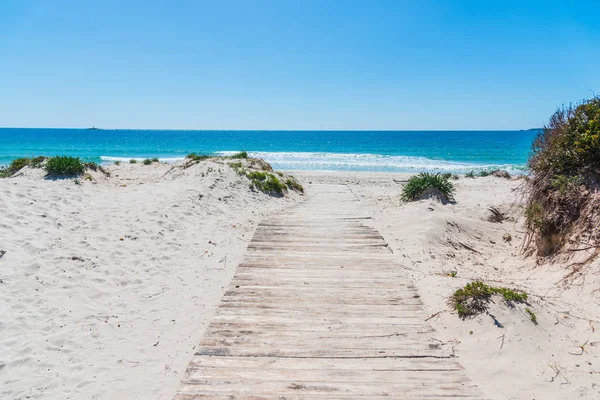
[185,355,464,371]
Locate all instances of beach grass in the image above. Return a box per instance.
[401,172,454,203]
[45,156,85,177]
[228,151,248,159]
[0,156,47,178]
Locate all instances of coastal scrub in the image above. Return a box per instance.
[524,96,600,256]
[450,281,528,319]
[401,172,455,204]
[45,156,86,177]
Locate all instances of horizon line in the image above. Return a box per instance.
[0,127,542,132]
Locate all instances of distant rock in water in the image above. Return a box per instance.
[86,127,101,130]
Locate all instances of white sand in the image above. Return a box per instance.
[0,160,299,399]
[2,165,599,399]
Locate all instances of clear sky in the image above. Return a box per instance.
[1,0,599,130]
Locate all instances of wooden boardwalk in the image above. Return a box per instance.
[174,184,482,399]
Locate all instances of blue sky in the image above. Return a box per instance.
[0,0,598,130]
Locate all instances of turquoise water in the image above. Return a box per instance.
[0,129,537,173]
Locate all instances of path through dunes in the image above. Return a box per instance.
[174,184,482,399]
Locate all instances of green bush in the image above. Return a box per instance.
[2,158,27,177]
[451,281,528,319]
[29,156,47,168]
[45,156,85,176]
[465,170,476,178]
[143,158,152,165]
[285,177,304,193]
[229,151,248,159]
[129,159,137,164]
[151,157,159,163]
[401,172,455,203]
[246,171,286,196]
[114,161,121,165]
[186,153,211,161]
[525,96,600,255]
[442,172,459,180]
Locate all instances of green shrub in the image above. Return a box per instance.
[451,281,528,319]
[229,151,248,159]
[401,172,455,203]
[525,97,600,256]
[143,158,152,165]
[0,157,40,177]
[186,153,211,161]
[129,159,137,164]
[465,170,476,178]
[29,156,47,168]
[246,171,286,196]
[151,157,159,163]
[45,156,85,176]
[442,172,459,180]
[114,161,121,165]
[525,308,538,325]
[285,177,304,193]
[478,169,493,177]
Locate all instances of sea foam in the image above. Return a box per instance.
[216,151,526,173]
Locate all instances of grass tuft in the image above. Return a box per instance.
[450,281,528,319]
[114,161,121,166]
[401,172,455,203]
[129,159,137,164]
[246,171,286,196]
[45,156,85,176]
[228,151,248,159]
[442,172,459,180]
[0,156,47,178]
[525,308,538,325]
[143,158,152,165]
[285,177,304,193]
[465,170,476,178]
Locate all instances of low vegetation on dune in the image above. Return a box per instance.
[450,281,529,320]
[524,96,600,257]
[1,156,110,179]
[186,153,212,163]
[245,171,287,196]
[181,152,303,196]
[45,156,86,176]
[464,169,511,179]
[0,156,46,177]
[230,162,304,196]
[442,172,459,180]
[185,151,249,165]
[228,151,248,159]
[401,172,455,204]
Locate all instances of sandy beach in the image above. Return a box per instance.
[2,162,599,399]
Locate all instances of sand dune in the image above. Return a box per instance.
[0,160,300,399]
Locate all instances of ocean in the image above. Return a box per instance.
[0,129,537,173]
